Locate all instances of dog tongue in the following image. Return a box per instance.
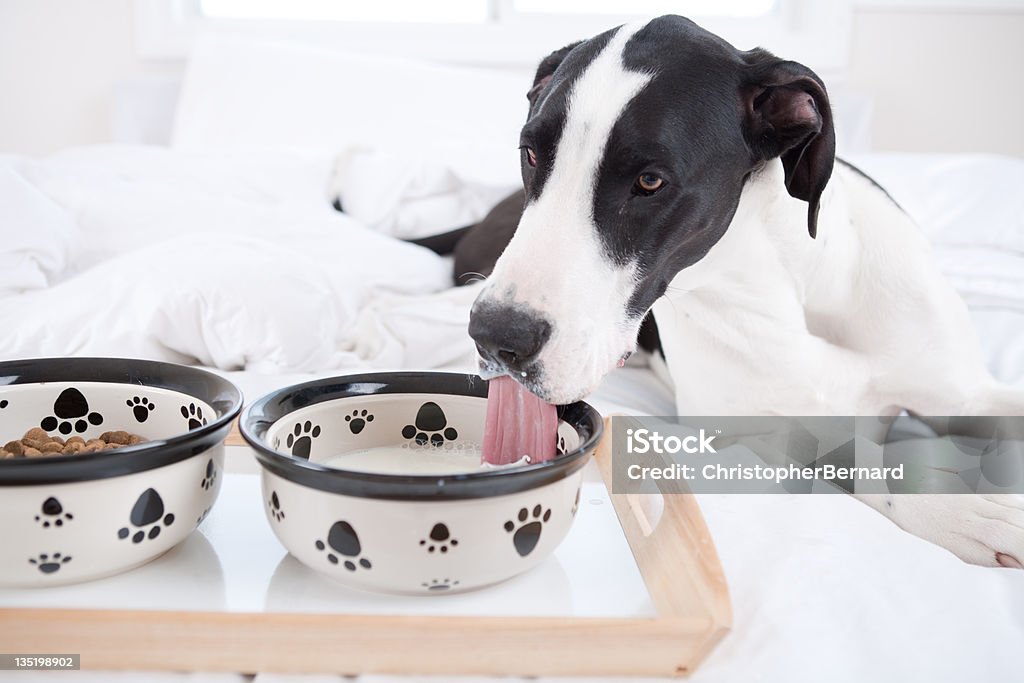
[482,375,558,466]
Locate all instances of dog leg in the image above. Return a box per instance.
[856,493,1024,568]
[895,383,1024,568]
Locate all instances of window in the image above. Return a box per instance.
[199,0,489,23]
[198,0,778,23]
[509,1,776,19]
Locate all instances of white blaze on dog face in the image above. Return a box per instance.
[473,23,654,403]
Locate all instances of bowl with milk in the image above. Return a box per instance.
[240,372,602,594]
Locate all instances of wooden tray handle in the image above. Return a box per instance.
[594,416,732,631]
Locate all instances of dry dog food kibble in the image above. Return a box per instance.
[0,427,146,459]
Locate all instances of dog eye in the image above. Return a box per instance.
[523,147,537,168]
[636,173,664,194]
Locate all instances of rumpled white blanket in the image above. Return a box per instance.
[0,160,79,296]
[330,147,515,239]
[0,145,480,372]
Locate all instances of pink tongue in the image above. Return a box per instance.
[482,376,558,466]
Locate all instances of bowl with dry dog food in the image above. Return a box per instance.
[0,357,242,587]
[240,371,602,595]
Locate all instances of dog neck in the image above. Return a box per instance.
[661,159,860,316]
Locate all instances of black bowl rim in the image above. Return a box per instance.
[240,371,603,501]
[0,357,243,485]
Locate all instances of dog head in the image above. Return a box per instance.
[469,15,835,403]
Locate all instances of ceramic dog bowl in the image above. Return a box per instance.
[241,372,602,595]
[0,358,242,587]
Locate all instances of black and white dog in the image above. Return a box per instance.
[464,16,1024,568]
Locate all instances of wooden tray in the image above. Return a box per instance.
[0,418,730,677]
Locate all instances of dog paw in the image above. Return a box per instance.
[884,494,1024,568]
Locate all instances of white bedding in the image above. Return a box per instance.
[0,146,473,371]
[3,143,1024,683]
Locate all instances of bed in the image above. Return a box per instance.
[4,31,1024,683]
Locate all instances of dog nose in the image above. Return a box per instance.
[469,305,552,372]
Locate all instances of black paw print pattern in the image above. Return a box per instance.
[345,409,374,434]
[0,399,8,409]
[268,491,285,522]
[29,552,71,574]
[402,402,457,447]
[127,396,156,423]
[556,435,567,455]
[422,578,459,592]
[117,488,175,543]
[504,505,551,557]
[40,388,103,435]
[419,522,458,554]
[200,458,217,491]
[286,421,320,459]
[315,520,372,571]
[181,403,207,430]
[34,497,73,528]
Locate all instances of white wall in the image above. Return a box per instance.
[0,0,1021,157]
[0,0,176,157]
[849,8,1024,155]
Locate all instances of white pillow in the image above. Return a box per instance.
[172,30,531,188]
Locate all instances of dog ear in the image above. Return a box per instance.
[527,41,582,108]
[742,51,835,238]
